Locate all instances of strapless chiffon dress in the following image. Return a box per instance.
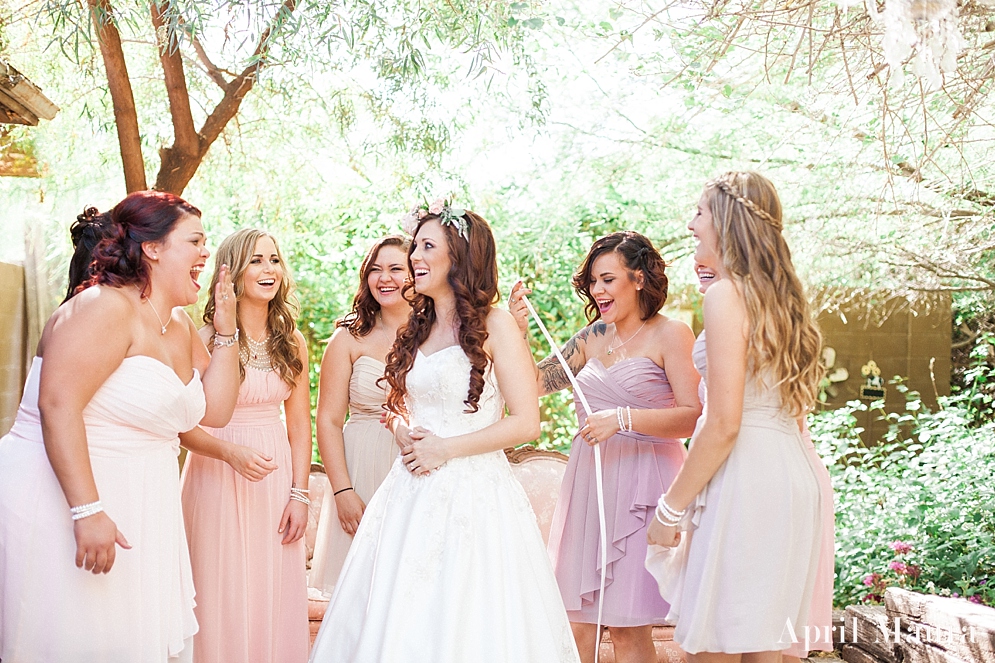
[665,331,823,654]
[180,366,309,663]
[309,356,398,595]
[548,356,687,627]
[308,346,579,663]
[0,356,204,662]
[688,332,835,656]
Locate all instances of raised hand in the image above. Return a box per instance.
[74,511,132,574]
[335,490,367,536]
[507,280,531,337]
[213,263,237,335]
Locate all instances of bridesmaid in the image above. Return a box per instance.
[180,228,312,663]
[310,235,410,595]
[510,231,701,663]
[0,191,239,661]
[693,262,835,661]
[648,171,824,661]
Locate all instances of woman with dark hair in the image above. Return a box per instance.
[309,235,410,596]
[180,228,312,663]
[0,190,239,662]
[509,231,702,663]
[309,202,579,663]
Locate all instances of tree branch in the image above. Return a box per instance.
[153,0,298,194]
[151,2,198,160]
[87,0,146,192]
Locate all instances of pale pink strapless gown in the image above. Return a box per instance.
[180,366,308,663]
[692,330,835,655]
[0,355,204,662]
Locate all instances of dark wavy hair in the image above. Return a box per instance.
[202,228,303,387]
[383,212,498,416]
[64,206,110,303]
[336,235,411,338]
[85,190,202,296]
[572,231,669,322]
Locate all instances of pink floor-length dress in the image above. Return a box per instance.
[547,356,687,627]
[692,331,835,656]
[0,356,203,662]
[181,366,308,663]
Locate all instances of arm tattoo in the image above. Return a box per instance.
[537,323,604,394]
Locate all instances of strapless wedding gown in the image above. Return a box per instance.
[0,356,204,662]
[308,346,579,663]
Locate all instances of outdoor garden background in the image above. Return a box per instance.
[1,0,994,612]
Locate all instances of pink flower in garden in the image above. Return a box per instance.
[906,565,921,579]
[864,573,882,587]
[428,199,445,215]
[969,596,983,604]
[889,541,913,554]
[889,561,909,575]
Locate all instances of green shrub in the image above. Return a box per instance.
[812,355,995,607]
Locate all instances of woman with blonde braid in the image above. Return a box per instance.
[647,172,824,662]
[181,228,311,663]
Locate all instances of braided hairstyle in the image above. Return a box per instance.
[383,211,499,416]
[86,191,201,296]
[64,206,111,303]
[572,231,669,322]
[702,171,822,417]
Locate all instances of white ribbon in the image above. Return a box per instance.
[522,294,608,663]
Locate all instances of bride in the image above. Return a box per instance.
[308,202,580,663]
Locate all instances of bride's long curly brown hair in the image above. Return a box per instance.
[383,211,499,416]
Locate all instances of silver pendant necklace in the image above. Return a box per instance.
[607,319,648,355]
[146,298,170,335]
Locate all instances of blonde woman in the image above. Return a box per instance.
[647,172,824,662]
[181,228,312,663]
[310,235,410,595]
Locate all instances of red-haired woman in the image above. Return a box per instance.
[509,231,702,663]
[0,191,238,662]
[309,203,579,663]
[309,235,410,596]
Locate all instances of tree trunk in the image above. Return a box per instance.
[153,0,297,195]
[87,0,146,193]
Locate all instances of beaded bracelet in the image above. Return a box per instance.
[654,506,680,527]
[616,406,635,433]
[70,500,104,521]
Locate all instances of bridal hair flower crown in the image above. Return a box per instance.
[400,198,469,241]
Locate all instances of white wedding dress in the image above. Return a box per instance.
[309,346,579,663]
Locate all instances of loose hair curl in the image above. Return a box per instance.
[572,231,669,322]
[703,171,823,417]
[383,211,498,416]
[202,228,303,387]
[337,235,411,338]
[86,191,201,296]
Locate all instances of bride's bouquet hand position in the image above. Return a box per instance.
[401,426,451,476]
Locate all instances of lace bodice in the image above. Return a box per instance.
[405,345,504,439]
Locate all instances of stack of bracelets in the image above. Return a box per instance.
[212,328,240,349]
[70,500,103,521]
[654,494,686,528]
[289,486,310,505]
[615,406,633,433]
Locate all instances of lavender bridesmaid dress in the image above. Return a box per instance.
[547,356,687,627]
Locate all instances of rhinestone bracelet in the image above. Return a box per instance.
[213,328,240,349]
